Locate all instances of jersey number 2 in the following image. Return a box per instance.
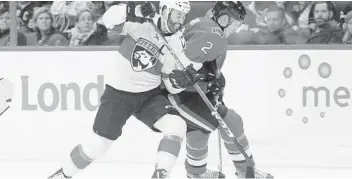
[201,42,213,54]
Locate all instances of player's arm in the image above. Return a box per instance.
[161,52,196,94]
[162,75,184,94]
[161,45,189,94]
[161,35,202,94]
[161,62,200,94]
[100,4,128,33]
[100,3,152,35]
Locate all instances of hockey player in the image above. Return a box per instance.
[162,1,274,178]
[47,2,198,179]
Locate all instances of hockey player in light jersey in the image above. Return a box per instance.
[47,2,200,179]
[160,1,274,178]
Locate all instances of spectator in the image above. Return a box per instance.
[17,1,44,32]
[50,1,96,32]
[69,9,108,46]
[50,1,95,17]
[247,1,276,28]
[92,1,106,18]
[342,11,352,44]
[246,1,294,28]
[290,1,313,27]
[252,5,306,44]
[0,3,27,46]
[343,2,352,15]
[303,1,343,44]
[0,2,7,11]
[275,1,295,26]
[32,7,68,46]
[39,1,53,9]
[338,2,352,27]
[296,2,314,28]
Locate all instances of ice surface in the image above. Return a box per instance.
[0,161,352,179]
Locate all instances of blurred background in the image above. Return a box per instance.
[1,1,352,47]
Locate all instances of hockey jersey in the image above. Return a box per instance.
[182,17,228,92]
[101,4,188,93]
[183,17,228,69]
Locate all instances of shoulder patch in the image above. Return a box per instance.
[212,27,224,38]
[189,18,200,26]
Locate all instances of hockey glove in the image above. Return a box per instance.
[169,64,201,89]
[140,2,156,18]
[207,73,225,96]
[206,73,226,106]
[126,2,154,23]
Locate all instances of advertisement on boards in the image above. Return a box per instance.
[221,50,352,167]
[1,50,352,168]
[0,51,163,164]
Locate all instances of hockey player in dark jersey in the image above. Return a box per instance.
[162,1,274,179]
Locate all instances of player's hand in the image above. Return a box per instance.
[169,64,201,89]
[206,73,225,107]
[140,2,156,18]
[126,1,154,23]
[206,73,225,97]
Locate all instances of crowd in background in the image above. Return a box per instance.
[0,1,352,46]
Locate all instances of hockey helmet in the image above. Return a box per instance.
[212,1,246,23]
[159,1,191,21]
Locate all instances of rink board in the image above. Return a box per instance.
[0,50,352,169]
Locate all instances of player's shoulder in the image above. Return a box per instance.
[187,17,216,28]
[186,17,222,32]
[197,17,219,28]
[167,30,186,53]
[172,29,184,38]
[185,17,226,43]
[168,30,185,45]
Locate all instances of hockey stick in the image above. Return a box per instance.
[217,128,223,172]
[148,22,256,177]
[214,96,223,173]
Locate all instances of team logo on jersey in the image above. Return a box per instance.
[131,38,160,71]
[212,27,224,38]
